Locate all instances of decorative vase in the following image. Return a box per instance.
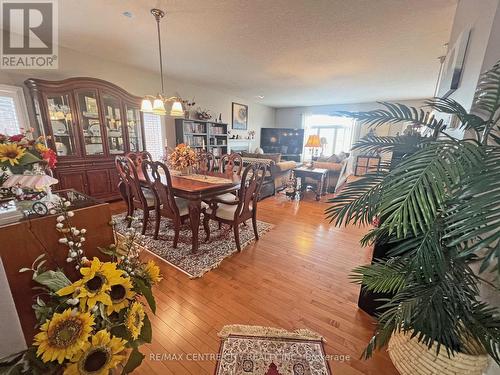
[179,167,190,176]
[388,330,489,375]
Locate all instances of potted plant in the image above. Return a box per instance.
[327,61,500,374]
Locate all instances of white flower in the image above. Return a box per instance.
[67,298,79,306]
[75,265,80,270]
[59,238,68,244]
[66,257,72,263]
[70,251,77,257]
[75,243,81,248]
[56,215,65,222]
[64,201,71,207]
[67,211,74,217]
[49,209,56,215]
[130,271,135,276]
[81,256,88,262]
[80,237,85,242]
[68,241,74,246]
[73,230,80,236]
[56,223,64,229]
[80,229,87,234]
[78,249,83,255]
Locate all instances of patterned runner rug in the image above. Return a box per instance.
[216,325,331,375]
[113,213,272,278]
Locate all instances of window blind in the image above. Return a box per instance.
[143,113,164,161]
[0,96,21,135]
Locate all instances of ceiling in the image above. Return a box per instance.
[58,0,457,107]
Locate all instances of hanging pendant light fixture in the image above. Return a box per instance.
[141,8,184,117]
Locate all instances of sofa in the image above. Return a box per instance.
[311,153,349,193]
[240,152,296,199]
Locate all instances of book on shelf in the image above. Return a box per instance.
[183,121,206,134]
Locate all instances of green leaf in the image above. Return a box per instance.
[139,313,152,343]
[133,278,156,314]
[122,347,145,374]
[33,270,71,292]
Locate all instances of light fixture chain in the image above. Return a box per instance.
[156,15,164,94]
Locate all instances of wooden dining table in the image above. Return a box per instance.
[136,170,241,252]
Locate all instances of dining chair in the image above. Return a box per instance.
[203,163,266,251]
[142,160,206,245]
[115,156,133,218]
[219,153,243,176]
[122,156,156,234]
[196,151,215,174]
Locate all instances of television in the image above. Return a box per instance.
[260,128,304,161]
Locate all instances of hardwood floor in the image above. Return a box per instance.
[109,191,398,375]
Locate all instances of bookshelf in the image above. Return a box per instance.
[175,119,228,158]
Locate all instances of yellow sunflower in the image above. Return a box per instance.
[33,308,94,364]
[35,143,49,153]
[125,302,145,340]
[0,143,26,166]
[106,276,136,315]
[63,330,127,375]
[57,258,124,311]
[143,260,162,285]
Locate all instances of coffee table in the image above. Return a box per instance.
[293,167,328,201]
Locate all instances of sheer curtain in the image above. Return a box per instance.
[303,114,355,157]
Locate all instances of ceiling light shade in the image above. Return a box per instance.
[305,135,321,148]
[141,99,153,112]
[170,101,184,117]
[152,98,166,114]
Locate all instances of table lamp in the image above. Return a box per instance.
[305,135,321,167]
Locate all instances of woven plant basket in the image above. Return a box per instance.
[388,330,489,375]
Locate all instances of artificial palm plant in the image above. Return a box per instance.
[327,60,500,365]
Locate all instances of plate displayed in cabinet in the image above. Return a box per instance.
[55,142,68,156]
[88,123,101,136]
[51,121,68,135]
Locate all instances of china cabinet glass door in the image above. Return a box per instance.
[125,105,143,152]
[46,94,77,157]
[102,94,125,154]
[76,90,104,156]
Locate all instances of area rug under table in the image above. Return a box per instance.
[112,212,272,278]
[216,325,332,375]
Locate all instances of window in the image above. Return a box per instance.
[143,113,164,161]
[0,85,29,135]
[304,115,354,156]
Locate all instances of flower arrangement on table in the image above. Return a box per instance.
[0,128,57,173]
[167,143,198,173]
[1,199,161,374]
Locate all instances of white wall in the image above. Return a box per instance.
[445,0,499,112]
[0,45,275,150]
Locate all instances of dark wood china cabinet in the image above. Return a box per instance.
[25,77,146,201]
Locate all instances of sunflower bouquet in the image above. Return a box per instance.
[0,128,57,174]
[1,199,161,374]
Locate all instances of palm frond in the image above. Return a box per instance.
[378,140,484,238]
[444,146,500,272]
[352,135,428,155]
[350,258,407,294]
[326,171,386,226]
[472,61,500,119]
[333,102,445,133]
[425,97,486,133]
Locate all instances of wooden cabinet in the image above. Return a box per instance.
[25,77,146,201]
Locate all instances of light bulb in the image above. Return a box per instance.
[170,101,184,117]
[140,99,153,112]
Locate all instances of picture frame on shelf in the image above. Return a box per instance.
[232,102,248,130]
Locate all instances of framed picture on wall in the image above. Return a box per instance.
[232,102,248,130]
[437,29,471,98]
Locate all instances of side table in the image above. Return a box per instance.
[293,167,328,201]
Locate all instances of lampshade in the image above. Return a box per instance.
[141,99,153,112]
[170,101,184,117]
[305,135,321,148]
[152,98,166,115]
